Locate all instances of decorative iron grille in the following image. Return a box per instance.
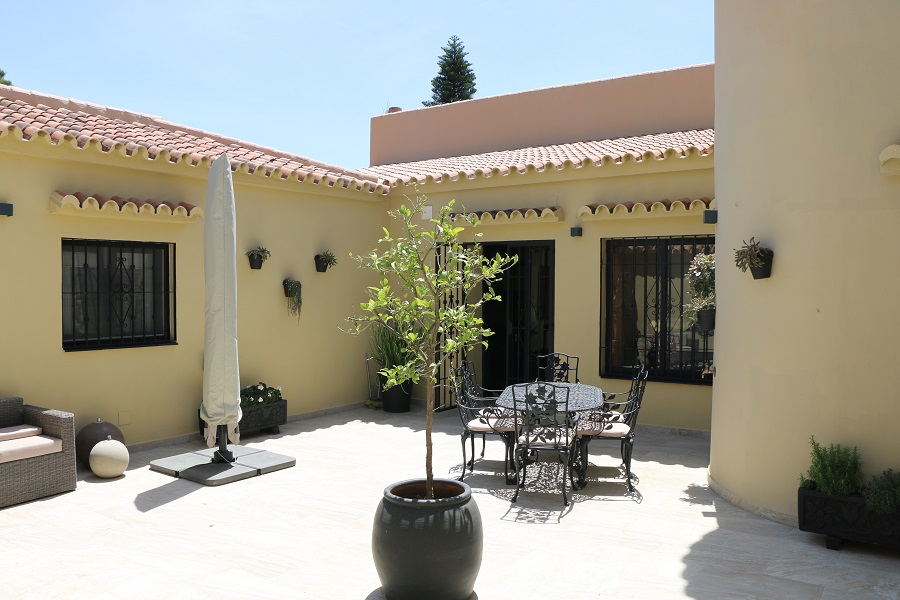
[62,238,176,351]
[601,236,714,384]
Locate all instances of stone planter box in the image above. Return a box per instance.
[198,399,287,438]
[798,487,900,550]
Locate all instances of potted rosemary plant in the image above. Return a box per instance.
[798,436,900,550]
[347,194,516,600]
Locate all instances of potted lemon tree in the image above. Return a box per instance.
[347,194,516,600]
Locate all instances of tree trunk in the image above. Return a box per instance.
[424,373,434,499]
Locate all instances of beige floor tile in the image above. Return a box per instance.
[2,405,898,599]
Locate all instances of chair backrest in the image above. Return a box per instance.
[451,365,504,430]
[511,382,574,448]
[537,352,579,383]
[618,366,649,430]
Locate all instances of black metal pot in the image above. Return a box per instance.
[373,479,483,600]
[380,379,411,413]
[697,307,716,332]
[314,255,328,272]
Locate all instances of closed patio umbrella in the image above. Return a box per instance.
[150,153,295,484]
[200,153,241,461]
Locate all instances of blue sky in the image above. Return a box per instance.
[1,1,713,170]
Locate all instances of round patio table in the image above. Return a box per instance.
[495,382,604,412]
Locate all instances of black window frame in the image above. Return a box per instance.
[62,238,177,351]
[601,235,714,385]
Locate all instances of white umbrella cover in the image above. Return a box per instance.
[200,153,241,448]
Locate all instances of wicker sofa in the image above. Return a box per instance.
[0,397,76,509]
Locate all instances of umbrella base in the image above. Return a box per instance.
[149,445,295,486]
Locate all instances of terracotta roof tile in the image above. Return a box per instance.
[49,190,203,220]
[360,129,714,185]
[0,87,387,195]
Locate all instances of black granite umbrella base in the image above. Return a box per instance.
[149,445,295,486]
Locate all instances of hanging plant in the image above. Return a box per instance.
[734,237,774,279]
[314,249,338,272]
[282,278,302,320]
[245,246,271,269]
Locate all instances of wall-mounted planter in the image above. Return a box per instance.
[314,251,337,273]
[283,278,303,320]
[248,255,264,270]
[245,246,270,270]
[749,249,774,280]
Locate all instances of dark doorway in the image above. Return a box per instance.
[481,241,555,389]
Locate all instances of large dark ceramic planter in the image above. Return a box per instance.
[373,479,483,600]
[798,487,900,550]
[749,249,774,279]
[381,378,411,413]
[198,399,288,437]
[697,307,716,332]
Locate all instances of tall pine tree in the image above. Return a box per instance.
[0,69,11,86]
[422,36,476,107]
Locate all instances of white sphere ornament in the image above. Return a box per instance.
[89,435,130,478]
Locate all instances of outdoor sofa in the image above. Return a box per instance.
[0,396,76,509]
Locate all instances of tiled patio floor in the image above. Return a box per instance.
[3,405,899,599]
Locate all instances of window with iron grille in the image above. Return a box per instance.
[62,239,176,351]
[602,236,714,384]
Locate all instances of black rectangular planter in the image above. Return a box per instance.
[798,487,900,550]
[198,399,288,438]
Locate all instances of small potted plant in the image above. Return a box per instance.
[282,278,302,320]
[683,252,715,331]
[369,321,413,413]
[245,246,270,270]
[734,236,774,279]
[314,249,338,272]
[197,381,287,437]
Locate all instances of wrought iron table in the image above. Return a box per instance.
[495,382,604,412]
[496,382,604,491]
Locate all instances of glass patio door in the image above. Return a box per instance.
[481,241,555,389]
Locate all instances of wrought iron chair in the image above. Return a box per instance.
[511,381,578,506]
[574,365,648,492]
[537,352,579,383]
[451,365,515,483]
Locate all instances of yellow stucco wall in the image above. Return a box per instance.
[0,138,383,444]
[711,0,900,520]
[388,155,715,431]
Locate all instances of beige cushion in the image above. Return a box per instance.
[467,417,515,433]
[0,435,62,464]
[577,421,631,437]
[0,424,42,442]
